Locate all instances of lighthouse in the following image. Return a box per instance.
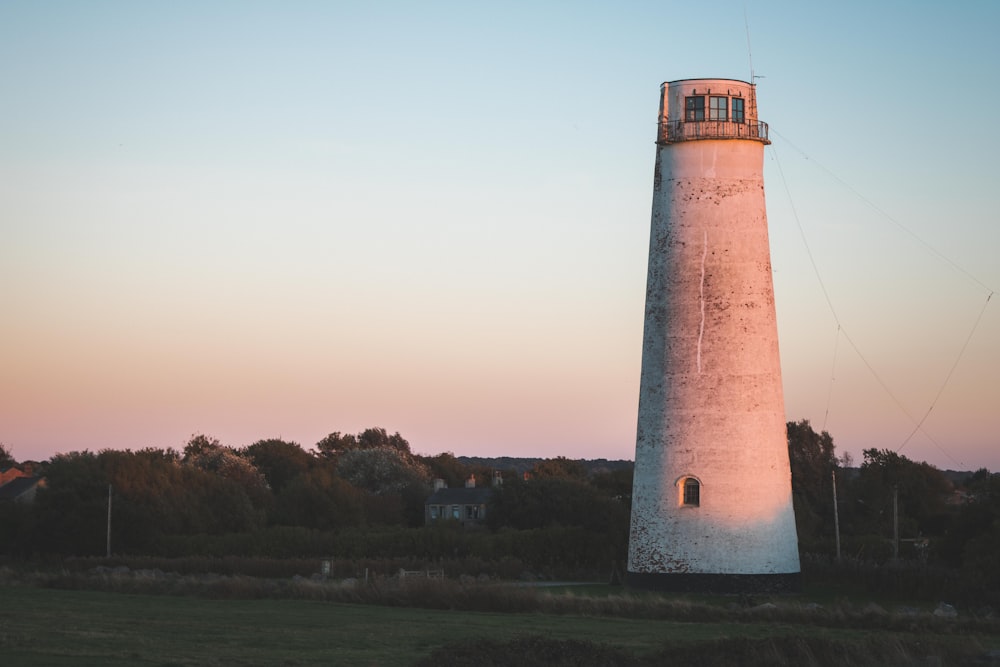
[626,79,800,592]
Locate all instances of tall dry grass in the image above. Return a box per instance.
[5,564,998,638]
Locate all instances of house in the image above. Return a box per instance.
[0,466,29,486]
[0,473,45,504]
[424,473,500,527]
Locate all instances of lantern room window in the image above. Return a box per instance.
[685,96,705,121]
[732,98,745,123]
[709,96,728,121]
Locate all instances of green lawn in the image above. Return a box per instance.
[0,585,994,666]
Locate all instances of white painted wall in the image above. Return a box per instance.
[627,79,800,577]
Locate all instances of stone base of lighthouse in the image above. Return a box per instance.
[625,571,800,594]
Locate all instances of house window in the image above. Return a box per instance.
[466,505,480,520]
[685,96,705,121]
[451,505,460,519]
[732,98,745,123]
[430,505,439,519]
[709,96,727,121]
[682,478,700,507]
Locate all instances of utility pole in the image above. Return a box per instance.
[832,469,841,561]
[106,484,112,558]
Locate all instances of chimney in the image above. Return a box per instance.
[465,474,476,489]
[492,470,503,487]
[433,478,446,491]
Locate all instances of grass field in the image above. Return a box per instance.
[2,583,999,666]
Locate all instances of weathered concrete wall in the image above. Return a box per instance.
[627,79,800,581]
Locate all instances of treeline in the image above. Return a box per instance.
[456,456,633,477]
[2,423,999,593]
[0,430,630,576]
[786,420,1000,591]
[781,421,1000,604]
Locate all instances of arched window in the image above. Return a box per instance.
[681,477,700,507]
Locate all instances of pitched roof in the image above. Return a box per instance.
[0,476,43,501]
[426,486,494,505]
[0,467,29,484]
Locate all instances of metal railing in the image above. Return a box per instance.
[658,119,770,145]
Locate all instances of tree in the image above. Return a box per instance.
[99,448,185,547]
[0,497,32,557]
[936,469,1000,568]
[0,443,31,557]
[418,452,471,489]
[357,427,411,454]
[315,431,358,460]
[958,471,1000,591]
[590,467,634,506]
[30,448,263,555]
[337,446,430,496]
[529,457,588,481]
[271,467,364,530]
[178,471,262,535]
[316,427,411,460]
[849,448,951,546]
[184,437,268,506]
[487,476,629,536]
[0,442,15,468]
[183,434,221,461]
[786,420,839,547]
[242,439,313,493]
[32,451,109,555]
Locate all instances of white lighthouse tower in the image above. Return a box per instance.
[626,79,800,592]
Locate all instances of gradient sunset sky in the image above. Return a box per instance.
[3,1,998,471]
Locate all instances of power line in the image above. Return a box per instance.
[771,144,916,422]
[768,138,991,468]
[897,292,992,459]
[770,127,996,296]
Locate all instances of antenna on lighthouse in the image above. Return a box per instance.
[744,7,762,123]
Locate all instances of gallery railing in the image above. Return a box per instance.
[658,119,770,145]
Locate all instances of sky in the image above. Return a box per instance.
[2,1,998,471]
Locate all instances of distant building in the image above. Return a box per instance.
[424,472,501,527]
[0,468,46,504]
[0,466,29,486]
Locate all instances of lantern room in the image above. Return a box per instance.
[657,78,769,144]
